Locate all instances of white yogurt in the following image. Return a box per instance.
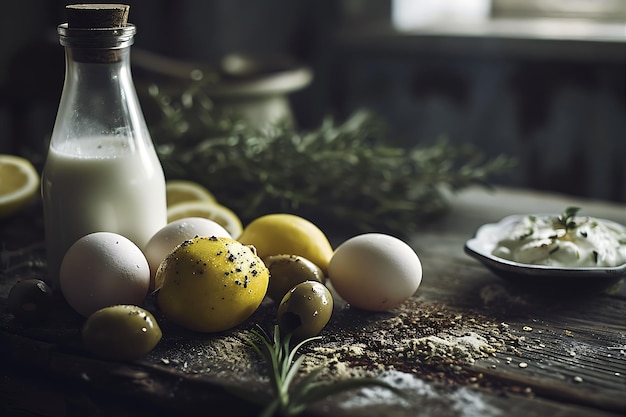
[492,212,626,267]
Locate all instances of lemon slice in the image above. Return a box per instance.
[0,154,40,219]
[166,179,216,208]
[167,201,243,239]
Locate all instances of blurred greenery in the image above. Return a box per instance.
[146,82,516,237]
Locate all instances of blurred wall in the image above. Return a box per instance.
[332,32,625,202]
[0,0,624,202]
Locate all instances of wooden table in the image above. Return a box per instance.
[1,186,625,417]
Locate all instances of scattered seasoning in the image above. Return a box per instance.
[130,293,619,407]
[522,326,533,332]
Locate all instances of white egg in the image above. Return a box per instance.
[328,233,422,311]
[143,217,232,289]
[59,232,150,317]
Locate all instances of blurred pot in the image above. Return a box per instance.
[133,49,313,128]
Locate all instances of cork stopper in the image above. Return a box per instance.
[66,4,130,28]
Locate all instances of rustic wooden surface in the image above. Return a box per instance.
[1,186,625,417]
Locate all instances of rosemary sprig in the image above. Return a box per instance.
[145,82,516,236]
[241,325,402,417]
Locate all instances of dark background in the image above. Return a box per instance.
[1,0,624,203]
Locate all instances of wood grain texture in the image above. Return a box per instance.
[1,187,624,417]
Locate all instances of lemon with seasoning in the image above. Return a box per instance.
[167,200,243,238]
[166,179,216,207]
[238,213,333,275]
[156,236,269,333]
[144,217,232,291]
[0,154,39,219]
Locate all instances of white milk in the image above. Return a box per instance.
[42,136,167,283]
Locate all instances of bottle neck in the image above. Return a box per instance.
[65,44,132,68]
[62,45,134,107]
[58,23,136,63]
[51,23,150,151]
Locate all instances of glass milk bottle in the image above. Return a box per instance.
[42,4,167,284]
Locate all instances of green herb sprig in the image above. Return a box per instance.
[237,325,402,417]
[555,206,581,231]
[145,82,516,236]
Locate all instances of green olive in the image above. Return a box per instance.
[277,280,333,341]
[7,279,54,324]
[264,254,325,303]
[82,305,162,360]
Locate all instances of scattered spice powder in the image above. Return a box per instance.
[146,296,527,390]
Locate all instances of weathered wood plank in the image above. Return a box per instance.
[1,187,625,417]
[410,229,626,413]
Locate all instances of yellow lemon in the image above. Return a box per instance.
[238,213,333,275]
[167,200,243,238]
[166,179,217,207]
[0,154,39,219]
[156,236,269,333]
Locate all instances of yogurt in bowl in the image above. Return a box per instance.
[464,207,626,288]
[492,207,626,268]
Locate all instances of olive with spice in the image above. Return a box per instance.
[82,304,162,360]
[264,254,325,303]
[277,280,333,341]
